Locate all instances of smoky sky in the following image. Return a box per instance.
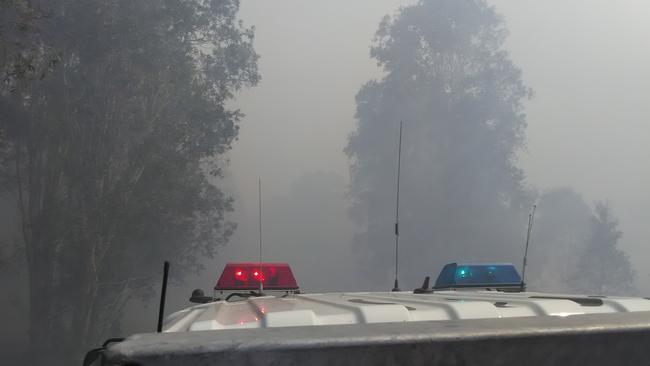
[220,0,650,289]
[134,1,650,329]
[106,0,650,337]
[491,0,650,285]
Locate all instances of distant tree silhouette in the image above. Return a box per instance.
[527,188,591,292]
[346,0,533,286]
[570,203,636,295]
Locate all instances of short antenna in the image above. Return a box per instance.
[157,261,170,332]
[258,177,263,293]
[392,121,403,292]
[521,204,536,290]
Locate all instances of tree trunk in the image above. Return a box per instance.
[26,238,63,364]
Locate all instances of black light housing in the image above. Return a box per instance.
[189,288,213,304]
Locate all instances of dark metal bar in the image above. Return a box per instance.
[157,261,170,333]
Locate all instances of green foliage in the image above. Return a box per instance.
[0,0,258,363]
[0,0,58,90]
[346,0,532,285]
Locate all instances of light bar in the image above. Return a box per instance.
[215,262,299,291]
[433,263,522,289]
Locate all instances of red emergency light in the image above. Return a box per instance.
[215,262,299,291]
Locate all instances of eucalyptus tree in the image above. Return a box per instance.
[346,0,532,286]
[0,0,258,363]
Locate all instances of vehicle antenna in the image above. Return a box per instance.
[392,121,403,292]
[521,205,536,291]
[157,261,170,332]
[258,177,264,294]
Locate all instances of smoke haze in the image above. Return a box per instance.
[1,0,649,361]
[206,0,649,299]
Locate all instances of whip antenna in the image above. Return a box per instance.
[258,177,263,293]
[157,261,170,332]
[521,204,536,290]
[392,121,403,292]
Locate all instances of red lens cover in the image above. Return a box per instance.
[215,262,299,291]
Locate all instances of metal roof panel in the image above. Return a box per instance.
[163,291,650,332]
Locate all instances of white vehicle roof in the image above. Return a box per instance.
[163,290,650,332]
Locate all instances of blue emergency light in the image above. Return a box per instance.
[433,263,522,289]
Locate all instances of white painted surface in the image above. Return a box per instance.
[163,290,650,332]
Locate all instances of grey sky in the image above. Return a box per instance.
[217,0,650,293]
[492,0,650,291]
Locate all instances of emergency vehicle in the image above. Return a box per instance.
[86,261,650,365]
